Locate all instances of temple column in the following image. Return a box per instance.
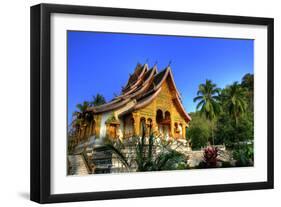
[145,119,149,137]
[170,116,175,138]
[132,112,140,136]
[150,116,157,137]
[94,115,101,138]
[105,123,110,138]
[182,123,186,139]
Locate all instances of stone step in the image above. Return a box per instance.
[68,155,89,175]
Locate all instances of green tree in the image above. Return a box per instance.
[74,101,90,114]
[241,73,254,112]
[186,113,212,149]
[72,101,93,140]
[221,82,247,125]
[215,112,253,148]
[91,93,106,106]
[241,73,254,92]
[193,80,221,145]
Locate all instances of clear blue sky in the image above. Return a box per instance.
[68,31,253,125]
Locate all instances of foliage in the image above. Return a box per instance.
[69,101,93,143]
[241,73,254,112]
[199,146,219,168]
[193,79,221,121]
[241,73,254,91]
[215,111,253,148]
[176,162,189,170]
[187,113,212,149]
[221,82,247,125]
[102,123,187,172]
[73,101,93,124]
[69,93,106,144]
[134,123,186,171]
[233,144,254,167]
[191,75,254,151]
[193,79,221,145]
[91,93,106,107]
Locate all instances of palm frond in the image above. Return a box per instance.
[104,144,130,170]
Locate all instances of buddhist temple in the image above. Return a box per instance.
[86,63,191,141]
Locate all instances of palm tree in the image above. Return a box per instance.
[91,94,106,107]
[74,101,89,114]
[193,80,221,145]
[72,101,92,140]
[222,82,247,125]
[241,73,254,92]
[241,73,254,112]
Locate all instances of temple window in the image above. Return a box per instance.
[156,109,163,123]
[164,111,171,121]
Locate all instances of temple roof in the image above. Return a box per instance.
[88,63,191,122]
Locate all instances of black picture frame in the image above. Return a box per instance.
[30,3,274,204]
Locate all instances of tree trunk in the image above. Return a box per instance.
[210,120,214,145]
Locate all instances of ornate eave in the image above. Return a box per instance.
[88,63,191,122]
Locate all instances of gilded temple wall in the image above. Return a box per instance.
[135,80,187,137]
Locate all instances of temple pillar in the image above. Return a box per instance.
[105,123,110,138]
[170,117,175,138]
[94,115,101,138]
[150,116,156,137]
[182,123,186,139]
[132,112,140,136]
[145,119,149,137]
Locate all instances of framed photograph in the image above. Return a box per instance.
[30,3,274,203]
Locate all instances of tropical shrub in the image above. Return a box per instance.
[233,144,254,167]
[134,125,186,171]
[199,146,219,168]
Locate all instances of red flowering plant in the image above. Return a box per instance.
[199,146,219,168]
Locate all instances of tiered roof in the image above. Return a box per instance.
[89,64,191,122]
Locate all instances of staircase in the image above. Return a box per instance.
[68,155,90,175]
